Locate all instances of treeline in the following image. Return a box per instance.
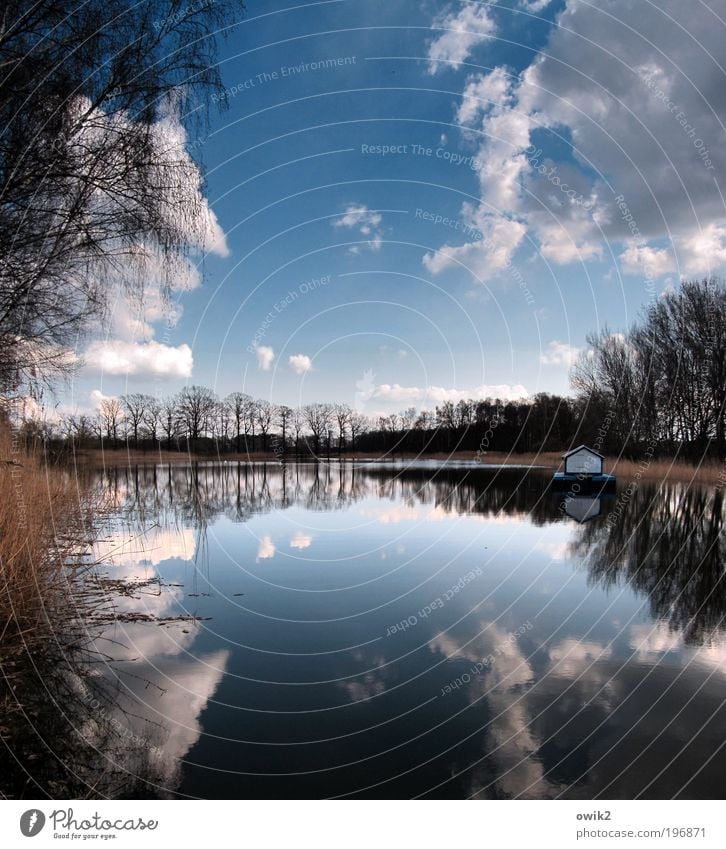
[16,278,726,460]
[572,278,725,460]
[32,389,582,457]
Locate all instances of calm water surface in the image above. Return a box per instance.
[85,461,725,799]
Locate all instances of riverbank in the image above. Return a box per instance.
[0,429,93,726]
[73,447,725,485]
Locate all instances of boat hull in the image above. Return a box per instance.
[551,472,616,492]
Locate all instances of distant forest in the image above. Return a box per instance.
[15,277,726,461]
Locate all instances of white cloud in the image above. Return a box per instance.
[456,67,512,125]
[678,222,726,276]
[428,0,726,281]
[83,340,193,378]
[539,340,581,367]
[288,353,313,374]
[619,243,675,277]
[89,389,117,410]
[520,0,553,11]
[255,345,275,371]
[333,204,384,252]
[372,382,528,405]
[152,103,230,260]
[428,4,497,73]
[516,0,726,267]
[73,100,228,387]
[423,213,527,281]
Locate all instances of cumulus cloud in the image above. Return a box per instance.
[520,0,553,11]
[333,204,384,252]
[371,382,528,405]
[427,0,726,282]
[428,4,496,73]
[456,67,513,125]
[288,353,313,374]
[83,340,193,378]
[619,243,675,277]
[423,213,527,280]
[77,103,228,383]
[539,340,581,367]
[255,345,275,371]
[89,389,117,410]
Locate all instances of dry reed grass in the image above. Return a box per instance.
[0,425,92,715]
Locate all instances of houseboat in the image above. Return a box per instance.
[552,444,616,491]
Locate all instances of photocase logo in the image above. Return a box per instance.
[20,810,46,837]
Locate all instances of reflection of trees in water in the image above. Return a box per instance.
[93,462,559,527]
[574,484,725,644]
[93,461,725,647]
[361,466,557,524]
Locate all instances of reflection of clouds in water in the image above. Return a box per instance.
[92,525,195,647]
[86,522,229,792]
[359,503,535,526]
[360,504,425,524]
[82,649,229,790]
[256,535,275,560]
[339,651,389,703]
[548,638,613,679]
[428,629,626,797]
[535,540,571,561]
[630,622,726,672]
[429,622,560,798]
[103,619,197,662]
[289,532,312,549]
[343,672,386,702]
[545,637,619,715]
[94,525,196,572]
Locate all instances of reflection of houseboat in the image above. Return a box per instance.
[552,445,616,491]
[562,495,602,523]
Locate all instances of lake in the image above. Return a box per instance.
[65,461,726,798]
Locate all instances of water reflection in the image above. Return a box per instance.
[575,485,725,644]
[5,461,724,799]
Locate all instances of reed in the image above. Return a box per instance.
[0,424,93,717]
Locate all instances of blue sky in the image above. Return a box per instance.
[65,0,726,417]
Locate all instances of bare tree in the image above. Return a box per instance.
[226,392,252,452]
[333,404,351,452]
[91,414,104,447]
[161,397,179,450]
[303,403,333,455]
[143,398,163,446]
[0,1,242,392]
[212,401,232,447]
[292,408,306,456]
[254,401,275,453]
[99,398,123,442]
[176,386,216,441]
[276,405,294,454]
[121,394,149,446]
[348,411,368,453]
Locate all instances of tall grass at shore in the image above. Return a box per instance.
[0,425,184,798]
[0,425,93,714]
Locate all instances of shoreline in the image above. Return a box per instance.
[71,448,725,485]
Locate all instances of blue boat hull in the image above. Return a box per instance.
[551,472,616,491]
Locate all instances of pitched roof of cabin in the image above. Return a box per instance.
[561,444,605,459]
